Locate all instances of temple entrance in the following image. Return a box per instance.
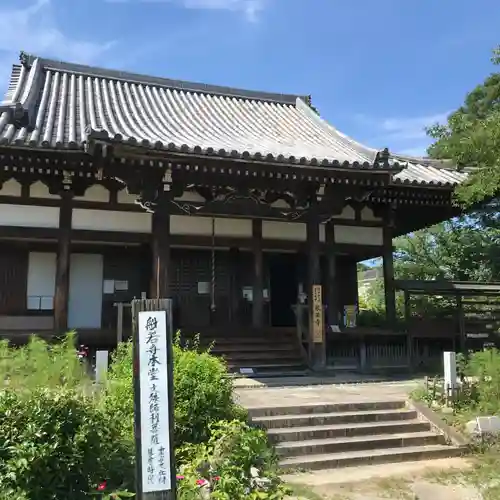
[269,253,299,327]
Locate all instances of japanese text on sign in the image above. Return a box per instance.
[312,285,324,343]
[138,311,172,493]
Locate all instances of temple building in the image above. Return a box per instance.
[0,52,467,372]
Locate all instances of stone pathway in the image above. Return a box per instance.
[284,458,482,499]
[234,377,482,499]
[234,377,421,408]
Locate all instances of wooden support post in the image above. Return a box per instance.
[404,290,413,371]
[116,302,124,344]
[132,298,176,500]
[54,193,72,333]
[307,211,325,369]
[382,213,396,328]
[252,219,264,329]
[229,247,240,324]
[325,222,338,328]
[457,294,466,353]
[150,211,171,299]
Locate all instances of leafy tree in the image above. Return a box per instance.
[394,218,500,282]
[427,46,500,206]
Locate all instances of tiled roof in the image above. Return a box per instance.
[0,52,466,187]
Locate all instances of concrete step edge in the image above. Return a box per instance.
[279,444,464,467]
[267,419,427,435]
[252,408,416,423]
[275,431,439,449]
[247,400,406,416]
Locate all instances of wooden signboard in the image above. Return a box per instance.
[312,284,324,343]
[132,299,176,500]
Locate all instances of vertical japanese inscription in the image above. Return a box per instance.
[312,284,324,343]
[138,311,172,493]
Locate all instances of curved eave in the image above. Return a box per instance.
[87,129,398,171]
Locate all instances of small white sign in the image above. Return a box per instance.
[95,350,109,383]
[239,368,254,375]
[138,310,172,493]
[443,351,457,392]
[103,280,115,294]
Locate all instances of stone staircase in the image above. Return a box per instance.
[203,328,307,376]
[248,400,464,471]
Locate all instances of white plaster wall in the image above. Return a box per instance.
[117,189,137,204]
[0,205,59,227]
[334,225,383,245]
[29,181,59,199]
[332,206,355,220]
[72,209,152,233]
[360,206,382,222]
[27,252,56,310]
[117,189,206,205]
[262,221,306,241]
[0,179,21,196]
[170,216,252,237]
[74,184,109,203]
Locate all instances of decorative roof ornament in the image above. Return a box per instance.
[19,51,31,69]
[304,95,319,115]
[374,147,392,168]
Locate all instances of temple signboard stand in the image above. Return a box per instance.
[132,298,176,500]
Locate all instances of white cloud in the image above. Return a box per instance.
[181,0,265,21]
[353,111,450,156]
[0,0,115,94]
[106,0,266,22]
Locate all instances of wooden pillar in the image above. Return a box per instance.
[150,210,171,299]
[307,212,325,369]
[252,219,264,329]
[382,208,396,327]
[325,221,338,327]
[54,193,72,333]
[229,247,240,324]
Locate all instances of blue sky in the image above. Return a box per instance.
[0,0,499,156]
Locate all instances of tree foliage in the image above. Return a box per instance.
[394,218,500,282]
[427,46,500,206]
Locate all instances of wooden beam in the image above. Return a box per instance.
[307,209,325,369]
[325,222,339,327]
[53,193,72,333]
[252,219,264,328]
[382,210,396,328]
[150,211,171,299]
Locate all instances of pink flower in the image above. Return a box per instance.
[97,481,107,491]
[213,476,221,481]
[176,475,185,480]
[196,479,208,486]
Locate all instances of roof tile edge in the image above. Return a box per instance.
[18,51,305,106]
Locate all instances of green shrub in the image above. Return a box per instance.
[465,348,500,414]
[105,335,246,453]
[0,334,89,392]
[177,420,289,500]
[0,388,134,499]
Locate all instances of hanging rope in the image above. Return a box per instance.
[210,216,216,312]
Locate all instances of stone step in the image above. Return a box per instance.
[248,400,405,418]
[227,362,306,373]
[232,369,310,379]
[204,337,295,346]
[221,352,302,362]
[252,408,417,429]
[279,444,464,471]
[211,344,300,353]
[267,419,430,443]
[275,431,443,458]
[216,350,301,360]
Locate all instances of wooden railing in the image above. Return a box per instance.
[113,302,132,343]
